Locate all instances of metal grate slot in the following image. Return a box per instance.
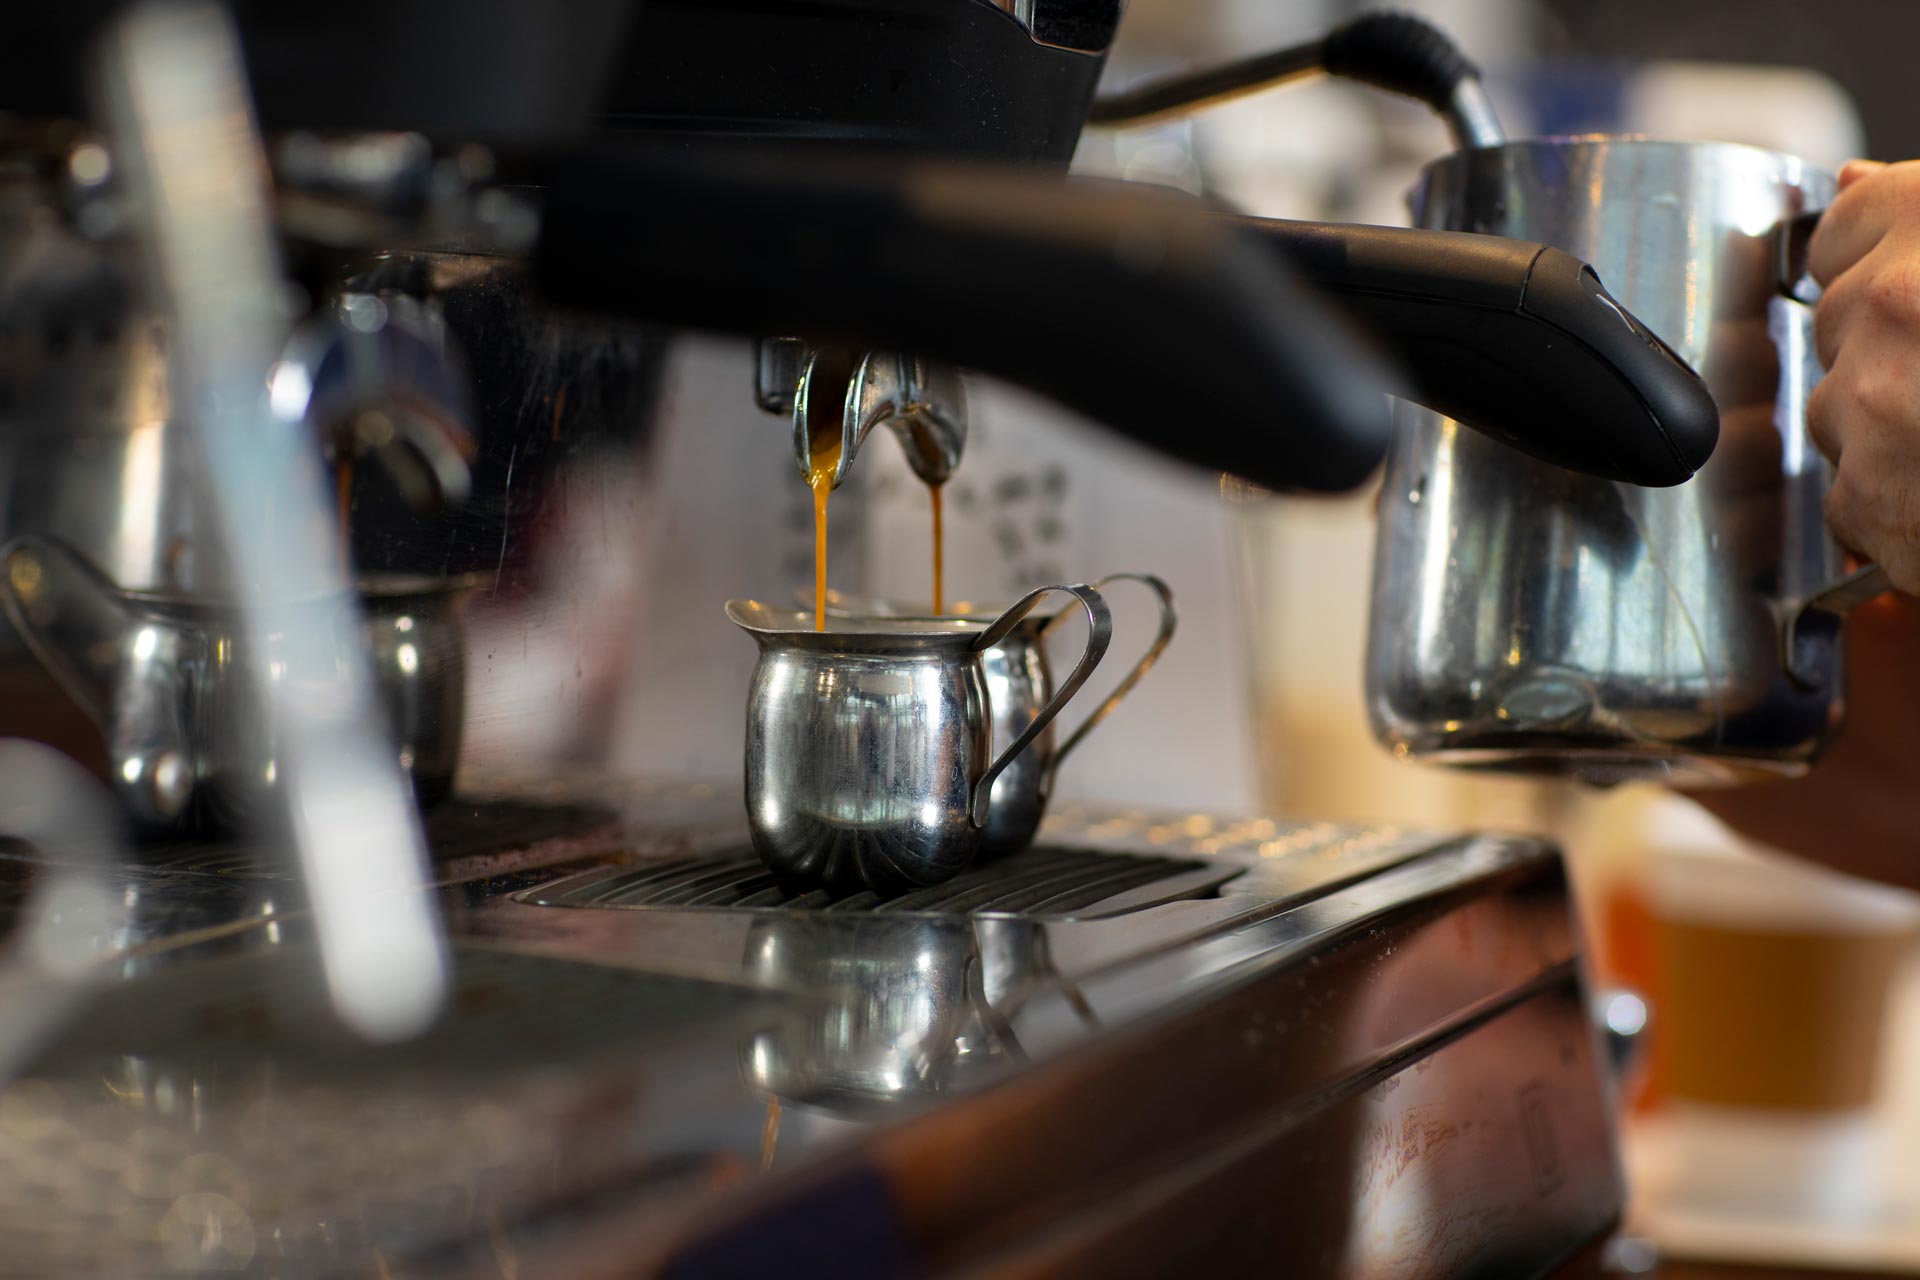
[520,845,1240,920]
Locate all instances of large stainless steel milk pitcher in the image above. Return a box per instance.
[1367,138,1877,783]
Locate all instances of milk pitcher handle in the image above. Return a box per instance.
[1783,563,1892,689]
[970,583,1112,827]
[1040,572,1177,793]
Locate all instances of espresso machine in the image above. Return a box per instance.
[0,4,1704,1274]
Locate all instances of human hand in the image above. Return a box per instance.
[1807,159,1920,592]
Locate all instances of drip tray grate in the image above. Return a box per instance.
[520,845,1239,920]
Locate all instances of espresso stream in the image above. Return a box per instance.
[806,432,946,629]
[807,430,841,632]
[929,481,945,616]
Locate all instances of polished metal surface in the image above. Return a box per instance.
[794,346,969,490]
[1368,137,1845,783]
[0,786,1623,1276]
[521,843,1235,916]
[504,804,1614,1278]
[0,942,791,1279]
[1445,77,1504,149]
[0,537,471,831]
[728,585,1111,888]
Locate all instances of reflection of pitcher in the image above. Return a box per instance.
[0,537,470,832]
[738,914,1073,1115]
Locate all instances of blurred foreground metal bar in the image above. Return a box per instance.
[97,2,446,1040]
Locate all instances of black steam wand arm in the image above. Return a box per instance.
[1086,40,1327,127]
[533,144,1394,494]
[1243,217,1720,487]
[1087,10,1504,150]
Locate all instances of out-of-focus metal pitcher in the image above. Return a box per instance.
[0,537,471,831]
[1367,137,1878,783]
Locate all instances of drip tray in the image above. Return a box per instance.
[520,845,1241,920]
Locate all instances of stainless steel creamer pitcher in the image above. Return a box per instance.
[813,573,1177,860]
[1366,137,1873,783]
[729,584,1111,889]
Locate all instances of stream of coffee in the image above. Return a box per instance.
[929,482,945,615]
[808,429,843,632]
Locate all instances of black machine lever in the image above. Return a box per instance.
[1090,10,1505,150]
[533,145,1395,494]
[1246,218,1720,487]
[533,146,1718,492]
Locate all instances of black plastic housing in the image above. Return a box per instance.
[1320,10,1483,112]
[601,0,1111,164]
[537,147,1396,493]
[1248,218,1720,486]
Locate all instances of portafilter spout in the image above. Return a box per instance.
[788,346,967,491]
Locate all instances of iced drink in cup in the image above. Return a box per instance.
[1651,845,1919,1112]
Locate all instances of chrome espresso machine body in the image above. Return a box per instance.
[0,4,1643,1275]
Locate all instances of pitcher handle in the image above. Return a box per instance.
[1782,562,1892,690]
[1036,572,1176,794]
[0,536,132,727]
[969,583,1112,828]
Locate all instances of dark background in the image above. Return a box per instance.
[1538,0,1920,159]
